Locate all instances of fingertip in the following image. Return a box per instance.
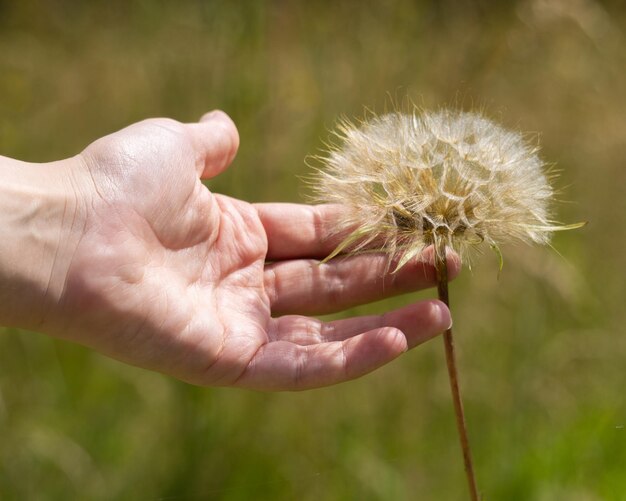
[192,110,240,179]
[419,245,462,281]
[199,109,232,125]
[202,110,240,154]
[446,251,462,280]
[379,327,409,354]
[348,327,408,361]
[342,328,407,382]
[430,300,453,331]
[388,300,451,350]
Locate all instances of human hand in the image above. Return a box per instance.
[0,111,458,390]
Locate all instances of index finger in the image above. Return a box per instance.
[254,203,347,260]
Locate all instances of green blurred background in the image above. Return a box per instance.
[0,1,624,499]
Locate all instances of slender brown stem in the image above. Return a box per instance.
[435,242,479,501]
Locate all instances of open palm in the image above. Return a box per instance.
[52,111,455,390]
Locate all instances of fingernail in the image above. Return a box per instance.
[394,327,410,352]
[201,110,226,123]
[435,301,453,331]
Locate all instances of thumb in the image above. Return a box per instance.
[187,110,240,179]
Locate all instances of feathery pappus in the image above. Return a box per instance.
[311,108,583,270]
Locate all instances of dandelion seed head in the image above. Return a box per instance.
[311,108,572,269]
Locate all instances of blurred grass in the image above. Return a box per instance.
[1,0,625,499]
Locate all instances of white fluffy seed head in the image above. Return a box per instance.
[310,108,578,270]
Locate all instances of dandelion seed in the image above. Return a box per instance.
[309,107,585,501]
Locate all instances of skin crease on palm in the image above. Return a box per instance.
[0,110,458,391]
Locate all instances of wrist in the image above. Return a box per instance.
[0,155,87,331]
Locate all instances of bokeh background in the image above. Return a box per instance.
[1,0,624,499]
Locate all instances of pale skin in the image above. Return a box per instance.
[0,110,459,391]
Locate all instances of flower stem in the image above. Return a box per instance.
[434,243,479,501]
